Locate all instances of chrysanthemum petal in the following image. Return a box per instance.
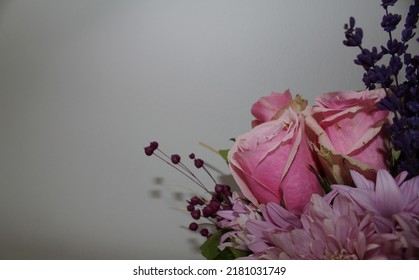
[333,185,377,213]
[264,202,301,228]
[395,171,409,186]
[375,169,403,217]
[350,169,375,190]
[400,175,419,210]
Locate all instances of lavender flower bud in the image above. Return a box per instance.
[381,0,397,8]
[381,13,402,32]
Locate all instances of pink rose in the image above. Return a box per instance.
[251,90,292,127]
[229,99,323,214]
[305,89,390,184]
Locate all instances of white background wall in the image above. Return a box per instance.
[0,0,413,259]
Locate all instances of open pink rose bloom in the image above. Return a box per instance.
[228,91,323,214]
[305,89,390,184]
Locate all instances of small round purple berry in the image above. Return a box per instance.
[209,200,220,211]
[189,222,198,231]
[171,154,181,164]
[202,205,214,217]
[149,141,159,150]
[189,153,195,159]
[190,196,203,206]
[194,159,204,168]
[214,184,225,194]
[186,204,195,212]
[200,228,209,237]
[144,146,154,156]
[191,209,201,220]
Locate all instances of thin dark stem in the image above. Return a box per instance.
[202,166,217,185]
[156,149,211,192]
[385,7,394,42]
[152,152,211,194]
[178,161,210,191]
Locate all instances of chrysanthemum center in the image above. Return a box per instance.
[326,248,358,260]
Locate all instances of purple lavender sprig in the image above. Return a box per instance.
[344,0,419,178]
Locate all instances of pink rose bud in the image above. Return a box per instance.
[251,90,293,127]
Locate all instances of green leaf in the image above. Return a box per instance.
[218,149,230,163]
[308,164,331,193]
[200,229,251,260]
[199,230,223,260]
[214,247,250,260]
[213,248,235,260]
[392,148,401,163]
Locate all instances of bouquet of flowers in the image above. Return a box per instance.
[145,0,419,259]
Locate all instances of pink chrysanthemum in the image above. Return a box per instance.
[244,202,302,256]
[328,170,419,224]
[326,169,419,258]
[253,194,405,259]
[216,192,263,251]
[267,195,373,259]
[216,170,419,259]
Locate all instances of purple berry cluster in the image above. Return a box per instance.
[343,0,419,177]
[144,141,233,238]
[186,183,233,237]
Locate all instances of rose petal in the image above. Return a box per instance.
[251,90,293,124]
